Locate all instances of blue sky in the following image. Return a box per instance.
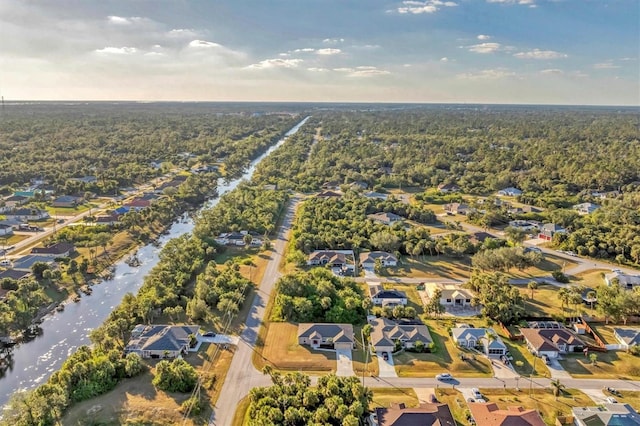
[0,0,637,104]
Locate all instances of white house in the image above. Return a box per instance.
[360,251,398,268]
[124,324,201,359]
[297,323,355,351]
[0,224,13,237]
[451,326,507,356]
[613,328,640,350]
[423,283,475,309]
[573,404,640,426]
[368,284,407,306]
[497,187,522,197]
[307,250,356,273]
[508,220,539,232]
[368,212,405,226]
[573,202,600,215]
[605,271,640,290]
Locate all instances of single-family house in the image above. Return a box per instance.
[0,224,13,237]
[316,190,342,198]
[4,208,50,221]
[307,250,355,272]
[30,242,75,258]
[605,271,640,290]
[572,404,640,426]
[444,203,471,215]
[437,183,460,193]
[125,197,152,210]
[573,202,600,215]
[538,223,566,241]
[360,251,398,268]
[349,181,369,190]
[591,190,620,199]
[369,284,407,306]
[191,164,218,174]
[508,220,539,232]
[373,403,456,426]
[497,187,523,197]
[423,283,475,309]
[124,324,200,359]
[451,326,507,356]
[0,269,32,281]
[368,212,405,225]
[613,328,640,350]
[364,191,388,200]
[215,231,249,246]
[12,255,56,271]
[297,323,355,350]
[369,317,432,353]
[321,181,340,190]
[468,403,546,426]
[3,195,29,207]
[520,328,584,358]
[95,214,121,225]
[51,195,83,208]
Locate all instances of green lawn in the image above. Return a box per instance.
[388,256,472,280]
[370,388,419,410]
[559,351,640,380]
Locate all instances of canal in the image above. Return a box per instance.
[0,116,310,406]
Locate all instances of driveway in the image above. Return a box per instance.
[491,359,520,379]
[583,388,609,404]
[548,358,573,379]
[363,267,377,279]
[199,334,240,346]
[377,352,398,378]
[336,349,355,376]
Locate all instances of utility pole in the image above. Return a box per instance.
[529,356,537,397]
[361,329,369,386]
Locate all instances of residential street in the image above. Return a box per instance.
[208,200,640,425]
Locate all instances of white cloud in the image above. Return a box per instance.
[95,46,137,55]
[477,34,491,40]
[468,42,502,54]
[316,48,341,55]
[188,40,222,49]
[440,57,449,62]
[593,62,620,69]
[486,0,535,5]
[322,38,344,44]
[334,66,390,77]
[247,58,303,69]
[107,16,146,25]
[540,68,563,75]
[294,48,316,53]
[514,49,567,59]
[307,67,328,72]
[457,68,516,80]
[397,0,457,14]
[167,29,198,38]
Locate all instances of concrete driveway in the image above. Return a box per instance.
[548,358,573,379]
[336,349,355,376]
[377,352,398,378]
[491,359,520,379]
[364,267,377,279]
[583,388,609,404]
[198,334,239,345]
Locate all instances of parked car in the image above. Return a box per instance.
[467,397,475,403]
[472,388,482,399]
[382,352,389,361]
[476,398,486,403]
[202,331,216,337]
[429,394,438,403]
[0,259,12,267]
[436,373,453,381]
[542,355,551,365]
[606,397,618,404]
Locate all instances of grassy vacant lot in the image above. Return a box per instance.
[62,343,232,426]
[507,254,578,280]
[571,269,608,287]
[477,388,593,426]
[517,283,566,318]
[0,233,30,246]
[253,322,337,373]
[500,338,550,378]
[370,388,419,410]
[614,391,640,411]
[394,320,492,378]
[46,203,97,216]
[559,351,640,380]
[389,256,472,280]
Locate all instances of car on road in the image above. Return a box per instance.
[606,397,618,404]
[472,388,482,399]
[436,373,453,381]
[202,331,216,337]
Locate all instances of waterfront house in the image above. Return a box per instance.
[124,324,201,359]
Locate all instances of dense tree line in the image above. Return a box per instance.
[0,279,50,335]
[468,271,525,325]
[0,104,298,191]
[195,182,288,241]
[272,268,366,324]
[472,246,543,272]
[248,371,371,426]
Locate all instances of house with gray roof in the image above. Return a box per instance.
[124,324,201,358]
[497,187,522,197]
[573,202,600,215]
[368,212,405,226]
[538,223,566,241]
[368,284,407,306]
[451,326,507,356]
[572,404,640,426]
[606,271,640,290]
[298,323,355,351]
[614,328,640,350]
[360,251,398,268]
[12,255,56,271]
[373,402,456,426]
[369,317,432,353]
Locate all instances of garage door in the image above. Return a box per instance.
[335,342,353,351]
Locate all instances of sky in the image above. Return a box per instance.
[0,0,638,105]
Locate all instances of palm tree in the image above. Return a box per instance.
[528,281,538,300]
[550,379,566,400]
[558,287,570,315]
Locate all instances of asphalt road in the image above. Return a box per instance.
[209,196,300,426]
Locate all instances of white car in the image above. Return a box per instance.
[472,388,482,399]
[436,373,453,381]
[606,397,618,404]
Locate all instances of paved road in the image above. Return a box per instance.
[209,197,300,426]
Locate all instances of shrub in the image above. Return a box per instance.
[629,345,640,356]
[181,395,204,416]
[152,358,198,393]
[552,271,570,283]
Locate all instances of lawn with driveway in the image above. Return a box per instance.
[393,321,493,378]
